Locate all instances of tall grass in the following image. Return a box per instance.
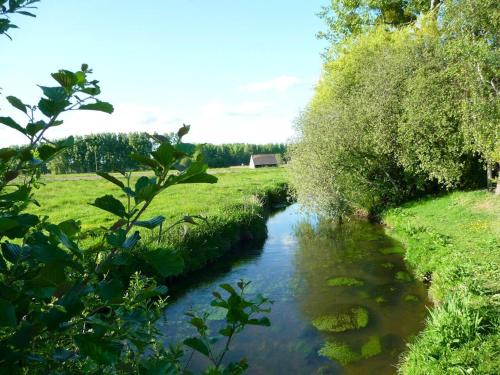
[383,191,500,374]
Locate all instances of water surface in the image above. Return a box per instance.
[162,205,429,374]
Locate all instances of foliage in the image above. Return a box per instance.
[43,135,287,174]
[316,0,432,46]
[383,191,500,374]
[290,0,499,218]
[0,0,39,39]
[0,61,272,372]
[183,280,271,374]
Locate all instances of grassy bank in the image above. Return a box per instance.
[31,167,289,273]
[383,191,499,374]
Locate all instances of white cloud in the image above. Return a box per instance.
[238,75,301,93]
[0,99,297,147]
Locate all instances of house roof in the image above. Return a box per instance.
[250,154,278,165]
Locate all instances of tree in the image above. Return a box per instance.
[317,0,433,46]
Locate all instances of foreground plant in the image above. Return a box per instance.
[0,64,270,373]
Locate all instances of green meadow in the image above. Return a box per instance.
[383,191,500,374]
[31,167,288,273]
[33,167,287,231]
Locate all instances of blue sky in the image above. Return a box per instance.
[0,0,328,146]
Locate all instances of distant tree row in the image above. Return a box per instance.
[45,132,287,173]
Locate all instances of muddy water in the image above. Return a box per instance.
[161,205,429,374]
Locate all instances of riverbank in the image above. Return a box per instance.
[383,190,499,374]
[156,179,289,274]
[31,167,289,275]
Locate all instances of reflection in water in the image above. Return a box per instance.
[161,205,429,374]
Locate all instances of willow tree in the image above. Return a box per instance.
[290,27,427,217]
[290,0,499,219]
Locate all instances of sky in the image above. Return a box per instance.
[0,0,328,147]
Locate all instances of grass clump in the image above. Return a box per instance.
[361,336,382,358]
[312,307,369,333]
[318,341,361,365]
[383,191,500,374]
[326,277,364,287]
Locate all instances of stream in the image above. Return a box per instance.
[161,204,429,374]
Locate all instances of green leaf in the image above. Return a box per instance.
[0,116,24,133]
[90,195,127,218]
[135,176,158,203]
[247,317,271,326]
[1,242,22,263]
[219,284,237,295]
[134,215,165,229]
[130,153,161,170]
[17,10,36,17]
[6,95,27,114]
[177,124,190,139]
[51,70,77,89]
[179,173,218,184]
[36,138,71,162]
[79,101,114,114]
[152,142,175,168]
[0,214,38,239]
[0,299,17,327]
[0,218,17,232]
[38,86,67,101]
[31,243,73,265]
[57,219,81,238]
[96,172,124,188]
[37,98,70,117]
[97,279,124,303]
[74,335,122,365]
[122,231,140,251]
[26,121,45,136]
[183,337,210,357]
[141,248,184,277]
[105,229,126,248]
[47,224,81,257]
[0,148,16,161]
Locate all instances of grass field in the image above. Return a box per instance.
[383,191,500,374]
[33,167,287,231]
[31,167,289,273]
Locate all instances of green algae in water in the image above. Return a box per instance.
[327,277,364,287]
[404,294,419,302]
[361,336,382,358]
[395,271,412,282]
[381,262,395,269]
[357,290,370,299]
[312,307,369,332]
[380,246,405,255]
[319,335,382,366]
[318,341,361,365]
[375,296,386,304]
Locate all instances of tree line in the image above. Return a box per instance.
[45,132,287,173]
[290,0,498,218]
